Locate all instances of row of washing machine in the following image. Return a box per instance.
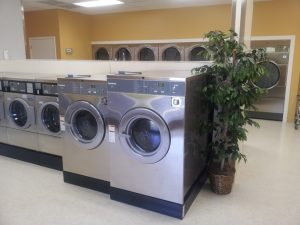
[0,71,210,218]
[0,73,62,157]
[92,43,209,61]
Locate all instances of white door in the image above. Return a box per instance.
[29,36,57,59]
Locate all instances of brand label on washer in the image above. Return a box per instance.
[108,125,116,143]
[60,116,65,131]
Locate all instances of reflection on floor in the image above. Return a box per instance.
[0,120,300,225]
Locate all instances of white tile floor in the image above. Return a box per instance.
[0,120,300,225]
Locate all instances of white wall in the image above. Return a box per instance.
[0,0,26,60]
[0,60,205,76]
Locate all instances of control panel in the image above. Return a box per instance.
[3,80,35,94]
[58,80,107,96]
[35,82,58,96]
[107,79,185,96]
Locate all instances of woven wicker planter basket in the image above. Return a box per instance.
[209,172,235,194]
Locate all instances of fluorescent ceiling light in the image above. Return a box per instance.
[74,0,124,8]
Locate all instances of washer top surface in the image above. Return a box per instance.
[2,72,37,81]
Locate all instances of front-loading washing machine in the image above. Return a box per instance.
[159,43,185,61]
[3,74,38,151]
[184,43,209,61]
[58,75,110,193]
[35,76,62,156]
[92,44,112,60]
[135,44,159,61]
[107,71,210,218]
[112,45,135,61]
[247,39,291,121]
[0,74,7,144]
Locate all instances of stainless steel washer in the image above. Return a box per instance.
[58,75,110,193]
[0,74,7,144]
[107,71,210,218]
[248,39,291,121]
[3,74,38,151]
[35,76,62,156]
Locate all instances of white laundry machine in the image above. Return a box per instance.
[35,76,62,156]
[3,74,38,151]
[107,71,210,218]
[58,75,110,193]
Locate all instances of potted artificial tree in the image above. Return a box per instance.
[192,30,267,194]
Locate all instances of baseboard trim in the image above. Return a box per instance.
[0,143,62,170]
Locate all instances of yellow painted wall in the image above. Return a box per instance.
[24,10,61,58]
[252,0,300,121]
[57,10,92,60]
[91,5,231,41]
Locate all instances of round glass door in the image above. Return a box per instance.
[162,47,181,61]
[116,48,132,61]
[42,104,60,133]
[139,48,155,61]
[65,101,105,150]
[119,108,170,164]
[9,100,28,127]
[95,48,110,60]
[190,46,208,61]
[254,61,280,89]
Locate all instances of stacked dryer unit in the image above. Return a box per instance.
[135,44,159,61]
[112,45,135,61]
[58,75,110,193]
[92,44,113,60]
[248,40,290,121]
[185,43,209,61]
[0,73,7,144]
[35,76,62,156]
[2,73,39,151]
[106,71,210,218]
[159,43,185,61]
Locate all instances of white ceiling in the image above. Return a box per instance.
[22,0,270,15]
[22,0,232,15]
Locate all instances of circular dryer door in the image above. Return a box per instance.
[138,47,155,61]
[9,98,33,129]
[65,101,105,150]
[40,102,60,134]
[116,48,132,61]
[119,108,170,164]
[254,61,281,89]
[190,46,208,61]
[95,48,110,60]
[162,47,181,61]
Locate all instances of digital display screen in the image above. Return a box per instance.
[42,83,58,95]
[157,82,165,88]
[9,81,26,93]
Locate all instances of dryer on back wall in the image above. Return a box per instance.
[3,73,38,151]
[106,71,210,218]
[159,43,185,61]
[134,44,159,61]
[112,45,135,61]
[247,39,291,121]
[92,44,112,60]
[184,43,209,61]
